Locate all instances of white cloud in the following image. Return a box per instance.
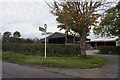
[1,1,63,39]
[0,0,118,40]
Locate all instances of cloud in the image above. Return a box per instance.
[0,0,118,40]
[1,1,63,39]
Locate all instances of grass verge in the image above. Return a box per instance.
[2,52,106,69]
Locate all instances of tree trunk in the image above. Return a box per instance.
[65,34,67,45]
[73,35,75,45]
[79,31,86,56]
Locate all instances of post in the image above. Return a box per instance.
[44,24,47,58]
[39,24,50,58]
[73,34,75,45]
[45,31,46,58]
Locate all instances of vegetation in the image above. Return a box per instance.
[48,1,110,56]
[2,43,80,57]
[94,1,120,37]
[2,31,34,43]
[13,31,21,38]
[2,31,12,43]
[2,52,106,69]
[99,46,120,55]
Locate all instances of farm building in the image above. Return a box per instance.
[37,32,90,44]
[87,39,117,49]
[37,32,119,49]
[116,38,120,46]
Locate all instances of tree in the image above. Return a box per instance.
[94,1,120,37]
[48,1,108,56]
[2,31,12,43]
[13,31,21,38]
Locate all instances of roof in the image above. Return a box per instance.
[47,32,65,38]
[37,32,91,43]
[36,32,65,43]
[89,40,116,42]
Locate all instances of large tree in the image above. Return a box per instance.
[48,0,109,56]
[94,1,120,37]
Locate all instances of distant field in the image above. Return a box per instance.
[1,52,106,69]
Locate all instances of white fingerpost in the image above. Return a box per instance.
[44,24,47,58]
[39,24,52,59]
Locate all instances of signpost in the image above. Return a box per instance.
[41,32,52,35]
[39,27,46,32]
[39,24,52,58]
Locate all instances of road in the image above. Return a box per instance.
[43,50,119,78]
[2,62,73,78]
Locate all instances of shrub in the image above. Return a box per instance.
[2,43,80,57]
[99,46,120,55]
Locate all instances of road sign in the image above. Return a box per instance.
[41,32,52,35]
[39,27,46,32]
[39,24,52,59]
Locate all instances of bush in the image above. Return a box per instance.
[99,46,120,55]
[2,43,80,57]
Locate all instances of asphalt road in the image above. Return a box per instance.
[43,54,119,78]
[85,53,119,78]
[2,62,73,78]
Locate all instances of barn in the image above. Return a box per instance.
[37,32,90,44]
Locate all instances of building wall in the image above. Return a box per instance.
[88,42,116,49]
[116,40,120,46]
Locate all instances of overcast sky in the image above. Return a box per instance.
[0,0,119,40]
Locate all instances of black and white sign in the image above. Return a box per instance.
[39,27,46,32]
[41,32,52,35]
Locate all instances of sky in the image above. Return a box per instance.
[0,0,119,40]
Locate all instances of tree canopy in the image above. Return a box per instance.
[2,31,12,43]
[13,31,21,38]
[3,31,11,38]
[50,1,102,36]
[48,1,108,56]
[94,1,120,37]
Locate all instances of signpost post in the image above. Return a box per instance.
[44,24,47,58]
[39,24,52,58]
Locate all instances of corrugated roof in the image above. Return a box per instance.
[47,32,65,38]
[89,40,116,42]
[37,32,91,43]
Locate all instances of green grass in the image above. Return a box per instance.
[2,52,106,69]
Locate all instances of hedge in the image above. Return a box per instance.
[2,43,80,57]
[99,46,120,55]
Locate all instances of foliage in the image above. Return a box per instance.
[48,1,108,56]
[2,31,11,38]
[50,1,102,35]
[2,52,106,69]
[2,31,12,43]
[94,1,120,37]
[13,31,21,38]
[2,43,80,57]
[2,31,34,43]
[99,46,120,55]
